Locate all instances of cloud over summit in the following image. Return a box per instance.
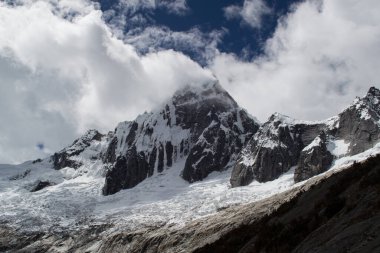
[0,0,380,164]
[0,0,213,163]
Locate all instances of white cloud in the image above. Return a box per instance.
[0,0,213,163]
[224,0,271,29]
[213,0,380,122]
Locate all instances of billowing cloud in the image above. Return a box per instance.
[224,0,271,29]
[102,0,219,63]
[213,0,380,122]
[1,0,380,164]
[0,0,213,163]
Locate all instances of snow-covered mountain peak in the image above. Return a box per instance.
[267,112,297,126]
[171,81,239,110]
[347,86,380,119]
[366,86,380,99]
[361,86,380,115]
[100,80,259,194]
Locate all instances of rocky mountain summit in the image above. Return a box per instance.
[231,86,380,187]
[101,81,259,195]
[46,85,380,195]
[48,81,259,195]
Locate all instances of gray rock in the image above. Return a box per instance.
[102,147,152,195]
[336,87,380,155]
[30,180,54,192]
[231,113,323,187]
[51,129,103,170]
[231,87,380,187]
[294,132,334,182]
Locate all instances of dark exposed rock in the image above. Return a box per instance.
[102,82,259,195]
[294,132,334,182]
[51,129,103,170]
[103,136,118,164]
[52,152,82,170]
[30,180,54,192]
[232,87,380,187]
[9,169,31,181]
[157,144,165,173]
[193,154,380,253]
[166,142,173,167]
[32,158,42,164]
[231,113,323,187]
[182,109,257,183]
[102,147,151,195]
[125,122,139,146]
[336,87,380,155]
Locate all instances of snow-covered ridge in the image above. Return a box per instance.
[231,86,380,187]
[344,86,380,122]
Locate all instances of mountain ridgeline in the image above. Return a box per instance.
[48,83,380,195]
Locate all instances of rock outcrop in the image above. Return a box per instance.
[51,129,103,170]
[29,180,55,192]
[336,86,380,155]
[231,113,326,187]
[102,81,259,195]
[231,86,380,186]
[294,132,334,182]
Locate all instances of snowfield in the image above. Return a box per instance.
[1,142,380,234]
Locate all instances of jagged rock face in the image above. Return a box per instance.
[51,130,103,170]
[336,87,380,155]
[102,82,259,195]
[230,114,323,187]
[103,147,152,195]
[231,87,380,187]
[294,132,334,182]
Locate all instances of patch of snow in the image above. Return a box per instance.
[302,136,322,152]
[360,108,372,120]
[327,139,350,157]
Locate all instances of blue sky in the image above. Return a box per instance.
[0,0,380,163]
[97,0,304,64]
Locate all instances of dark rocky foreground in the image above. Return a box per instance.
[2,154,380,253]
